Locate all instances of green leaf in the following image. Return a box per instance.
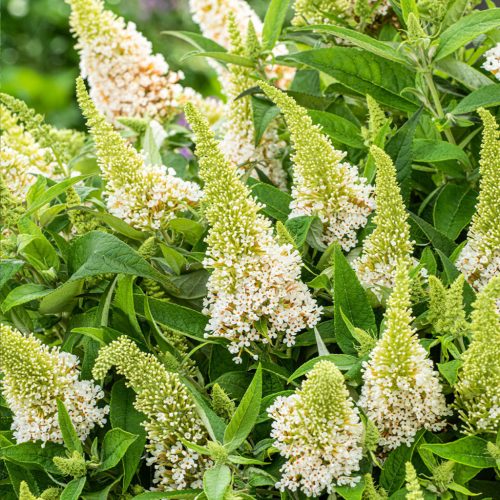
[333,245,376,355]
[1,284,51,313]
[132,491,201,499]
[441,0,469,29]
[287,354,357,382]
[386,108,422,201]
[285,216,318,247]
[68,231,177,292]
[71,326,122,346]
[168,218,205,245]
[39,279,84,315]
[0,442,65,474]
[203,464,231,500]
[262,0,290,50]
[224,365,262,452]
[170,270,209,300]
[420,436,496,468]
[81,478,120,500]
[433,185,477,240]
[0,260,24,290]
[436,58,494,91]
[251,97,281,146]
[4,461,39,497]
[436,9,500,61]
[400,0,418,22]
[23,175,90,217]
[314,325,330,356]
[380,429,425,494]
[250,182,292,222]
[17,218,60,271]
[448,482,480,496]
[159,244,186,275]
[190,51,254,67]
[96,428,138,472]
[335,476,365,500]
[134,295,208,341]
[287,47,418,112]
[437,359,462,386]
[435,249,476,310]
[113,275,142,337]
[413,139,471,166]
[163,31,226,53]
[60,477,86,500]
[110,380,147,491]
[451,84,500,115]
[291,25,407,64]
[308,110,365,149]
[408,212,457,256]
[57,400,83,454]
[228,455,267,465]
[75,208,147,241]
[184,380,227,443]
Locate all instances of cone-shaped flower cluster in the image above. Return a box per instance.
[261,82,374,251]
[354,146,414,301]
[92,336,211,490]
[0,324,108,446]
[0,175,24,236]
[188,0,294,89]
[405,463,424,500]
[482,43,500,81]
[0,93,85,168]
[358,265,450,450]
[455,276,500,434]
[428,275,469,340]
[76,78,202,231]
[456,109,500,291]
[292,0,390,26]
[0,105,59,195]
[362,474,388,500]
[363,95,389,146]
[184,103,321,363]
[220,19,287,189]
[268,360,364,496]
[66,0,220,123]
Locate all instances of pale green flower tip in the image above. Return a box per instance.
[258,80,294,110]
[366,95,387,141]
[19,481,37,500]
[184,101,211,140]
[405,462,424,500]
[389,261,411,304]
[39,488,62,500]
[477,106,494,125]
[431,460,455,486]
[363,473,388,500]
[53,451,87,478]
[211,383,235,419]
[474,275,500,317]
[76,76,106,133]
[455,275,499,433]
[369,144,391,169]
[76,77,96,119]
[302,360,342,393]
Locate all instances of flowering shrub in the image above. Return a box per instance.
[0,0,499,498]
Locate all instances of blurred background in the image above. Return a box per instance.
[0,0,270,128]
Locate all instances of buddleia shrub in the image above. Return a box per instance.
[1,0,499,498]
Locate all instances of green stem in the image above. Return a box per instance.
[424,71,456,145]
